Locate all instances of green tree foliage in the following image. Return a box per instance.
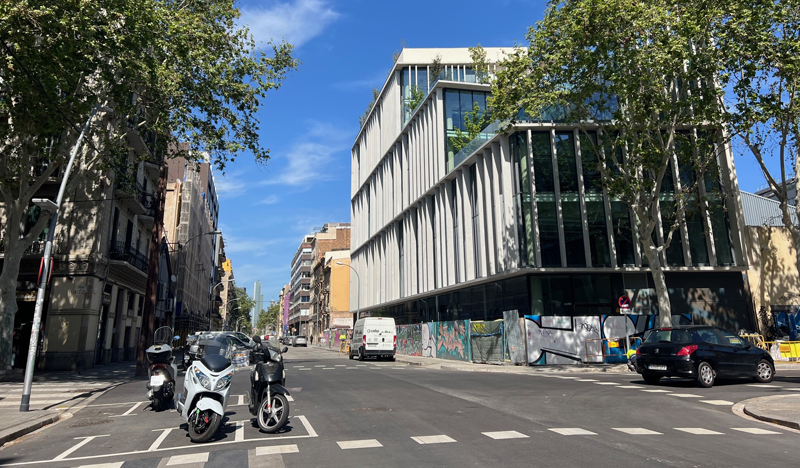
[406,85,426,115]
[430,54,445,82]
[718,0,800,271]
[257,302,280,331]
[229,287,255,327]
[469,44,490,84]
[451,102,492,154]
[491,0,727,326]
[0,0,297,367]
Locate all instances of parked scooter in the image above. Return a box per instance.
[183,333,200,369]
[146,326,180,411]
[176,334,235,442]
[248,336,291,433]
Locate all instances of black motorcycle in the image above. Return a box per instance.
[248,336,291,433]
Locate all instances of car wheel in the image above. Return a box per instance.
[358,348,364,361]
[349,353,354,360]
[696,362,715,388]
[754,359,774,383]
[643,375,661,385]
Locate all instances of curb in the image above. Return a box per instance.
[741,395,800,431]
[0,413,60,447]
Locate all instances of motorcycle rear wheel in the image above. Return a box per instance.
[188,410,221,443]
[257,393,289,433]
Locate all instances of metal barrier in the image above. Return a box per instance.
[739,334,768,350]
[762,341,800,363]
[585,337,642,364]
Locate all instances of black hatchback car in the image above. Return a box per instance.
[636,325,775,388]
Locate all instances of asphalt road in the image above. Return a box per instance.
[1,346,799,468]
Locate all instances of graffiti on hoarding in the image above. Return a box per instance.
[436,320,470,361]
[422,322,436,358]
[397,324,422,356]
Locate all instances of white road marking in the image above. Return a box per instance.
[482,431,529,440]
[297,415,318,437]
[731,427,782,435]
[148,428,173,451]
[616,385,644,389]
[0,400,68,407]
[554,376,578,379]
[166,452,209,465]
[613,428,662,435]
[54,435,110,461]
[298,368,311,371]
[238,395,245,406]
[593,382,620,386]
[235,421,245,442]
[346,367,358,369]
[392,367,405,370]
[675,428,724,435]
[548,428,596,436]
[667,393,702,398]
[747,384,782,388]
[411,435,457,444]
[77,463,124,468]
[785,388,800,391]
[576,379,598,382]
[355,364,367,366]
[86,401,146,408]
[118,402,142,416]
[322,368,335,370]
[335,365,346,367]
[314,365,325,367]
[641,389,671,393]
[256,444,299,455]
[286,395,294,402]
[337,439,383,449]
[700,400,734,406]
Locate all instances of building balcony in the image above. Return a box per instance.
[0,239,59,258]
[109,241,148,274]
[116,181,151,216]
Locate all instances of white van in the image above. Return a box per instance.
[350,317,396,361]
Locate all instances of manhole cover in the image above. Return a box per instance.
[69,419,112,428]
[351,407,392,413]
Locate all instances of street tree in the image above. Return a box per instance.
[257,302,280,332]
[228,286,255,328]
[0,0,298,368]
[490,0,727,326]
[718,0,800,270]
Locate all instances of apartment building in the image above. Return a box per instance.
[308,223,351,339]
[288,237,313,335]
[350,48,754,365]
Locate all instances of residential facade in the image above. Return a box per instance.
[308,223,352,340]
[288,237,313,335]
[350,48,753,365]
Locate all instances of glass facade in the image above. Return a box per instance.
[444,89,491,172]
[531,132,561,267]
[511,132,535,266]
[555,132,586,267]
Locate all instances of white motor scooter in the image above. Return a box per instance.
[175,335,235,443]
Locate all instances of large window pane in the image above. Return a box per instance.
[512,132,534,266]
[531,132,561,266]
[686,196,710,266]
[586,194,611,267]
[530,276,574,315]
[445,90,460,131]
[611,200,636,266]
[580,132,602,192]
[459,91,474,129]
[417,68,428,92]
[660,167,685,266]
[556,132,585,267]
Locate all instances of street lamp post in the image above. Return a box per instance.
[20,104,112,412]
[335,262,360,323]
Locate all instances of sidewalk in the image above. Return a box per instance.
[0,361,138,447]
[742,394,800,430]
[312,344,630,374]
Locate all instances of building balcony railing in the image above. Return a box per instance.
[109,241,148,273]
[0,239,60,257]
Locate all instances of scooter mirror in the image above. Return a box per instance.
[173,335,180,341]
[282,347,289,353]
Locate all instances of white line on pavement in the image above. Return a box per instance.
[700,400,734,406]
[746,384,782,388]
[667,394,701,398]
[675,428,724,435]
[298,369,311,371]
[411,435,456,445]
[641,389,672,393]
[255,445,299,455]
[482,431,529,440]
[54,435,110,461]
[76,463,123,468]
[593,382,620,386]
[148,429,173,452]
[616,386,644,389]
[238,395,245,406]
[612,428,662,435]
[337,439,383,449]
[731,428,782,435]
[576,379,598,382]
[118,402,142,416]
[235,421,245,442]
[548,428,596,436]
[166,452,209,466]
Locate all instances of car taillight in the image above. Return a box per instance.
[676,345,698,356]
[636,348,641,356]
[393,335,396,347]
[363,335,366,345]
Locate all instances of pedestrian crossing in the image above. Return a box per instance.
[0,380,123,409]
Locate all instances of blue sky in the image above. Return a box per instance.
[217,0,776,305]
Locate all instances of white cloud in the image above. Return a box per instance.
[239,0,340,49]
[259,121,350,187]
[258,195,280,205]
[216,171,249,198]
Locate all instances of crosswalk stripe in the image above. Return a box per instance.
[593,382,620,386]
[746,384,781,388]
[255,444,299,455]
[576,379,598,382]
[298,369,311,371]
[482,431,529,440]
[77,463,124,468]
[667,393,701,398]
[616,385,644,389]
[411,435,456,444]
[641,389,671,393]
[731,428,782,435]
[700,400,734,406]
[785,388,800,391]
[548,428,596,436]
[337,439,383,449]
[167,452,209,465]
[613,428,662,435]
[675,428,724,435]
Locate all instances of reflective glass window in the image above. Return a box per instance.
[610,200,636,266]
[512,132,535,266]
[556,132,585,267]
[531,132,561,266]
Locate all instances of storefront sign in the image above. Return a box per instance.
[332,317,353,329]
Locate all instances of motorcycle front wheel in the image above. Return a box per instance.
[257,393,289,433]
[188,409,221,443]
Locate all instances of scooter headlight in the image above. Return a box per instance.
[193,368,212,390]
[215,370,234,390]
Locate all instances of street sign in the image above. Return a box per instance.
[618,295,632,313]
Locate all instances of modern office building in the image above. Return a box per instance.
[349,48,754,364]
[252,280,263,327]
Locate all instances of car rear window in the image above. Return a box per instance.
[296,336,306,339]
[644,329,694,344]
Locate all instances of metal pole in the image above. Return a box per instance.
[20,104,106,412]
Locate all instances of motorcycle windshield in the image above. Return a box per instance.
[197,334,231,360]
[154,326,174,345]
